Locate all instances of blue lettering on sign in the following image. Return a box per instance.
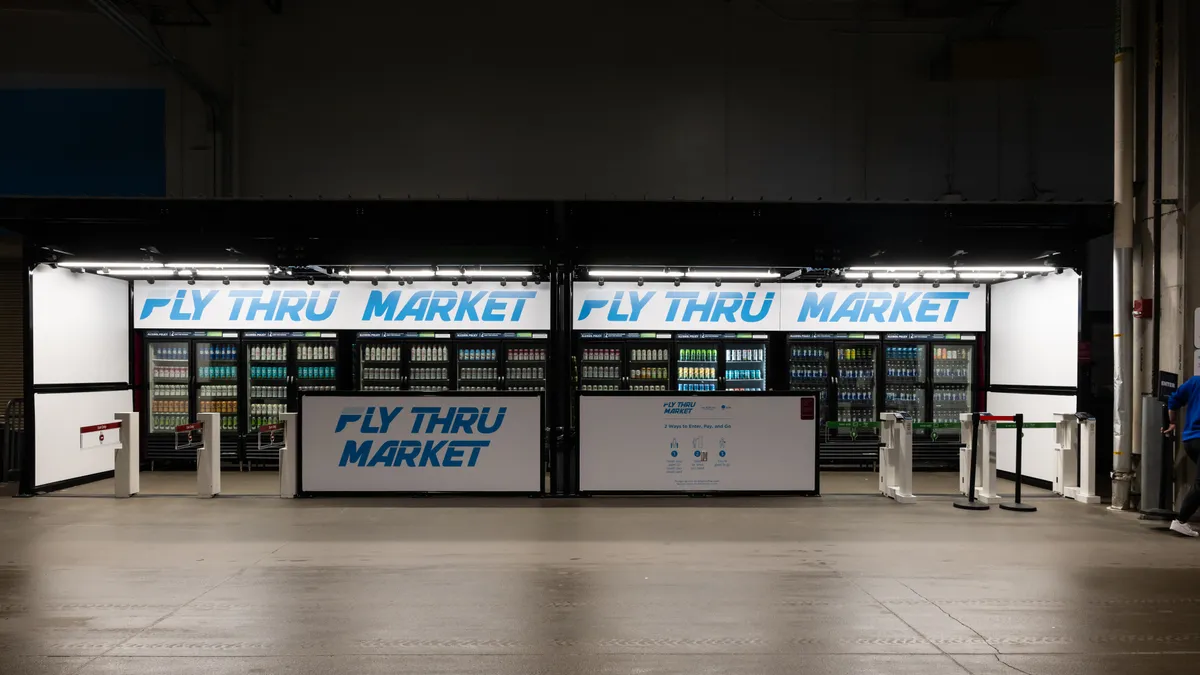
[796,291,970,323]
[334,405,506,468]
[579,290,774,323]
[663,401,696,415]
[139,289,339,322]
[360,289,535,323]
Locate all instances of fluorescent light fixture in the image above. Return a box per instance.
[389,268,437,277]
[922,272,958,279]
[463,268,533,278]
[843,272,870,279]
[164,263,269,269]
[848,266,951,272]
[191,269,270,278]
[96,268,176,277]
[962,266,1052,272]
[871,272,921,279]
[60,261,164,269]
[958,272,1018,280]
[342,269,392,278]
[434,268,463,277]
[588,269,681,278]
[684,270,781,279]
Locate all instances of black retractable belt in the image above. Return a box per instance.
[954,411,989,511]
[1000,414,1036,513]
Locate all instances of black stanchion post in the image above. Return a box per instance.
[954,411,989,510]
[1001,413,1037,512]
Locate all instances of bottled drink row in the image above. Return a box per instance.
[680,383,717,391]
[250,366,287,379]
[508,367,545,380]
[509,385,545,392]
[199,400,237,413]
[507,348,545,361]
[680,348,717,362]
[152,384,187,397]
[886,364,924,379]
[726,347,765,362]
[297,366,336,379]
[363,385,404,392]
[934,366,971,380]
[726,369,764,380]
[630,367,667,380]
[410,385,447,392]
[250,415,281,428]
[410,367,449,380]
[581,384,620,391]
[151,399,188,413]
[790,366,829,380]
[200,385,236,398]
[152,346,188,360]
[838,389,874,402]
[250,386,287,398]
[198,344,237,360]
[934,388,971,403]
[837,347,872,362]
[199,366,237,379]
[249,344,288,361]
[296,343,335,360]
[460,348,497,361]
[631,348,668,362]
[841,368,874,380]
[791,346,827,359]
[631,384,667,391]
[838,411,877,424]
[460,385,499,392]
[298,385,336,393]
[583,348,620,362]
[251,403,286,417]
[932,413,963,425]
[152,366,188,379]
[727,385,765,392]
[460,367,499,381]
[364,368,404,381]
[934,346,968,360]
[885,387,923,404]
[885,346,922,360]
[583,365,620,379]
[153,414,189,431]
[679,366,716,380]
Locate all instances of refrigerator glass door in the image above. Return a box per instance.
[148,341,190,432]
[835,342,878,432]
[626,341,669,392]
[503,342,548,393]
[247,342,288,428]
[295,340,338,394]
[196,341,239,432]
[457,342,501,392]
[676,343,718,392]
[404,342,450,392]
[789,342,831,429]
[359,342,403,392]
[883,343,927,423]
[579,342,622,392]
[724,343,767,391]
[932,344,973,433]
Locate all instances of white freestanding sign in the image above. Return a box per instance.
[134,280,552,331]
[579,394,818,492]
[301,395,542,492]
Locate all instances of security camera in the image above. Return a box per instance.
[892,281,900,289]
[371,279,378,286]
[307,279,315,286]
[187,279,195,286]
[222,278,230,286]
[263,279,270,286]
[674,279,680,287]
[598,279,604,287]
[815,281,822,288]
[500,279,507,287]
[637,278,644,287]
[147,278,155,285]
[521,280,528,287]
[452,280,459,286]
[343,278,350,285]
[973,282,981,288]
[754,280,761,287]
[465,278,472,284]
[855,281,863,288]
[715,280,722,287]
[932,281,940,288]
[1055,268,1064,275]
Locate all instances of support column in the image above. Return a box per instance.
[1112,0,1137,509]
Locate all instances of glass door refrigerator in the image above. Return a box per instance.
[932,341,975,437]
[145,333,192,463]
[882,341,927,424]
[293,334,340,396]
[625,338,670,392]
[674,335,719,392]
[357,333,407,392]
[578,338,623,392]
[195,338,241,463]
[835,341,879,427]
[245,336,289,431]
[787,337,832,430]
[403,338,451,392]
[721,338,768,392]
[502,337,549,393]
[456,338,501,392]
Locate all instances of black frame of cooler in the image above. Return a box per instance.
[786,333,979,470]
[141,330,245,467]
[575,332,770,392]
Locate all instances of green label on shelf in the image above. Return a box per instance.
[912,422,959,429]
[995,422,1057,429]
[826,421,880,429]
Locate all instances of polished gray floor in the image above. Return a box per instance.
[0,490,1193,674]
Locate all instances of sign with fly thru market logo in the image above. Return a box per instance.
[300,395,542,492]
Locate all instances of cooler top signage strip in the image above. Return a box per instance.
[133,280,553,331]
[572,282,987,332]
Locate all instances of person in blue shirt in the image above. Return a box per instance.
[1165,376,1200,537]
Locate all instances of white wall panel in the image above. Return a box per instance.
[987,392,1076,483]
[989,271,1080,388]
[32,266,130,385]
[34,389,133,487]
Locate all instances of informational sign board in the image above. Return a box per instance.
[79,421,121,450]
[571,282,987,332]
[134,281,552,331]
[578,393,818,492]
[300,394,542,492]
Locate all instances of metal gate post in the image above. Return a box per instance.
[1076,415,1101,504]
[114,412,139,498]
[197,413,220,498]
[279,412,297,498]
[975,415,1003,504]
[1053,412,1080,498]
[879,412,916,503]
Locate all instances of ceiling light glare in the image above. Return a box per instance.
[164,263,269,269]
[96,268,176,276]
[587,269,681,278]
[684,270,781,279]
[61,261,164,269]
[842,272,870,279]
[464,269,534,278]
[871,272,921,279]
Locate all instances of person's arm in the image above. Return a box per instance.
[1165,377,1198,434]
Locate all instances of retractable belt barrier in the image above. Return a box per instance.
[878,412,916,504]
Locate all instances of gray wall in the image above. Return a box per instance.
[2,0,1113,201]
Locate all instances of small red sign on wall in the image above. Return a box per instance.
[800,397,815,421]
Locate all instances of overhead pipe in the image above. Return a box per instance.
[1112,0,1136,509]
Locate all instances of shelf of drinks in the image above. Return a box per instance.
[726,378,765,382]
[727,359,765,364]
[412,386,450,392]
[460,378,501,383]
[297,358,337,363]
[363,359,406,364]
[508,377,547,382]
[362,386,405,392]
[296,377,337,381]
[410,378,450,383]
[677,360,717,364]
[363,377,404,382]
[300,385,336,392]
[581,385,622,391]
[581,376,622,381]
[153,358,189,363]
[727,387,766,391]
[249,358,288,363]
[629,377,668,382]
[679,378,717,383]
[629,385,667,391]
[508,387,546,392]
[460,386,499,392]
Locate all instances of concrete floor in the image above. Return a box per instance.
[2,488,1194,674]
